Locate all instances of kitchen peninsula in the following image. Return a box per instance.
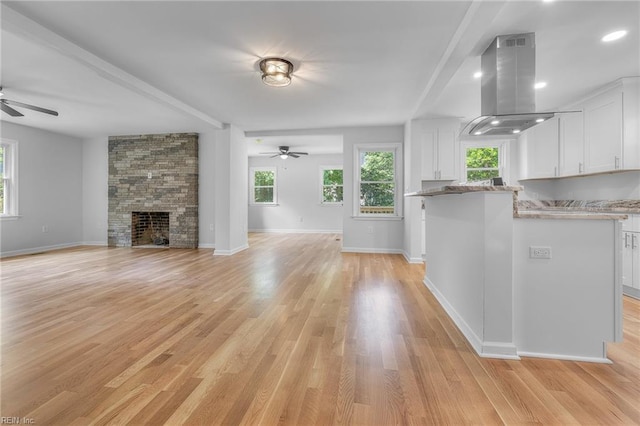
[407,185,626,363]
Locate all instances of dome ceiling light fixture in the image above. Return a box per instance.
[259,57,294,87]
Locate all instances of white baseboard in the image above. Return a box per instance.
[402,251,424,264]
[623,285,640,300]
[0,242,84,258]
[341,247,404,255]
[249,229,342,234]
[213,244,249,256]
[81,241,108,246]
[517,351,612,364]
[424,277,520,360]
[198,243,216,249]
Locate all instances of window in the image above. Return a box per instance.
[354,144,402,217]
[462,142,508,183]
[250,167,277,204]
[0,139,18,217]
[320,166,343,204]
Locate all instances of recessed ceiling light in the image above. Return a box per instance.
[512,129,521,134]
[602,30,627,42]
[542,0,555,3]
[534,82,547,90]
[536,118,545,123]
[491,120,500,125]
[473,71,482,79]
[474,131,483,135]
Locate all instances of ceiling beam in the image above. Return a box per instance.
[1,4,224,129]
[410,0,508,120]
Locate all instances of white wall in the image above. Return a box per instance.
[0,122,83,256]
[248,154,343,233]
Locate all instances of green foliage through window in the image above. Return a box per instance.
[252,169,275,203]
[359,151,395,214]
[466,147,499,182]
[322,168,343,203]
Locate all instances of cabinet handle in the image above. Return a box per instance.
[578,162,584,173]
[633,234,638,250]
[615,156,620,169]
[625,232,630,248]
[554,166,558,177]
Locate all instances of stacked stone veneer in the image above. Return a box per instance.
[108,133,198,248]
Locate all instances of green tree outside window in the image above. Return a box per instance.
[466,147,500,181]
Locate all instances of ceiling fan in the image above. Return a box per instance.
[0,87,59,117]
[259,146,308,159]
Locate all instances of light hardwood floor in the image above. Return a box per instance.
[1,233,639,425]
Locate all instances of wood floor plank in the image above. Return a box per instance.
[1,233,639,425]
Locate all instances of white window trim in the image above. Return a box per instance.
[0,138,19,218]
[250,166,277,205]
[460,140,510,183]
[353,143,403,218]
[319,165,344,205]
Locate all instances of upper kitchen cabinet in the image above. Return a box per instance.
[583,77,639,173]
[558,112,585,176]
[523,116,559,178]
[583,86,624,173]
[416,119,460,181]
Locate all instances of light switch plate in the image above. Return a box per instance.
[529,246,552,259]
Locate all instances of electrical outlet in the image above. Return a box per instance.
[147,172,152,179]
[41,225,49,233]
[367,226,374,234]
[529,246,552,259]
[209,224,214,231]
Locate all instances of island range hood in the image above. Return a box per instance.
[462,33,564,136]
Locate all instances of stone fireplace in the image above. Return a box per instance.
[108,133,198,248]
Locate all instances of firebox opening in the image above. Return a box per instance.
[132,212,170,247]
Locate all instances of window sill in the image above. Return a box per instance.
[351,215,403,221]
[0,215,22,221]
[320,203,343,207]
[250,203,279,207]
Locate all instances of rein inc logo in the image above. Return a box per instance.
[0,417,35,424]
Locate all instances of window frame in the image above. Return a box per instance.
[353,143,403,219]
[0,139,19,218]
[249,166,277,205]
[460,140,510,184]
[319,165,344,205]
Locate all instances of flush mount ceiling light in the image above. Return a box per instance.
[259,58,294,87]
[602,30,627,42]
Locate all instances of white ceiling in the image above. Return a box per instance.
[1,1,638,156]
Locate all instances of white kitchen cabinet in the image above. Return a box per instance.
[622,215,640,298]
[558,112,584,176]
[524,116,559,178]
[584,88,623,173]
[419,122,459,181]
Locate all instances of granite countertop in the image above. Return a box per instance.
[405,185,524,197]
[514,210,628,220]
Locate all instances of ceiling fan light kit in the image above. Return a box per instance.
[259,58,294,87]
[259,146,308,159]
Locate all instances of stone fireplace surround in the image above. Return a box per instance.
[108,133,198,248]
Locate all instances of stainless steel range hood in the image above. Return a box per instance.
[463,33,558,136]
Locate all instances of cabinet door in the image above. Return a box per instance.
[559,112,584,176]
[420,131,437,180]
[526,117,559,178]
[437,129,458,180]
[584,90,623,173]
